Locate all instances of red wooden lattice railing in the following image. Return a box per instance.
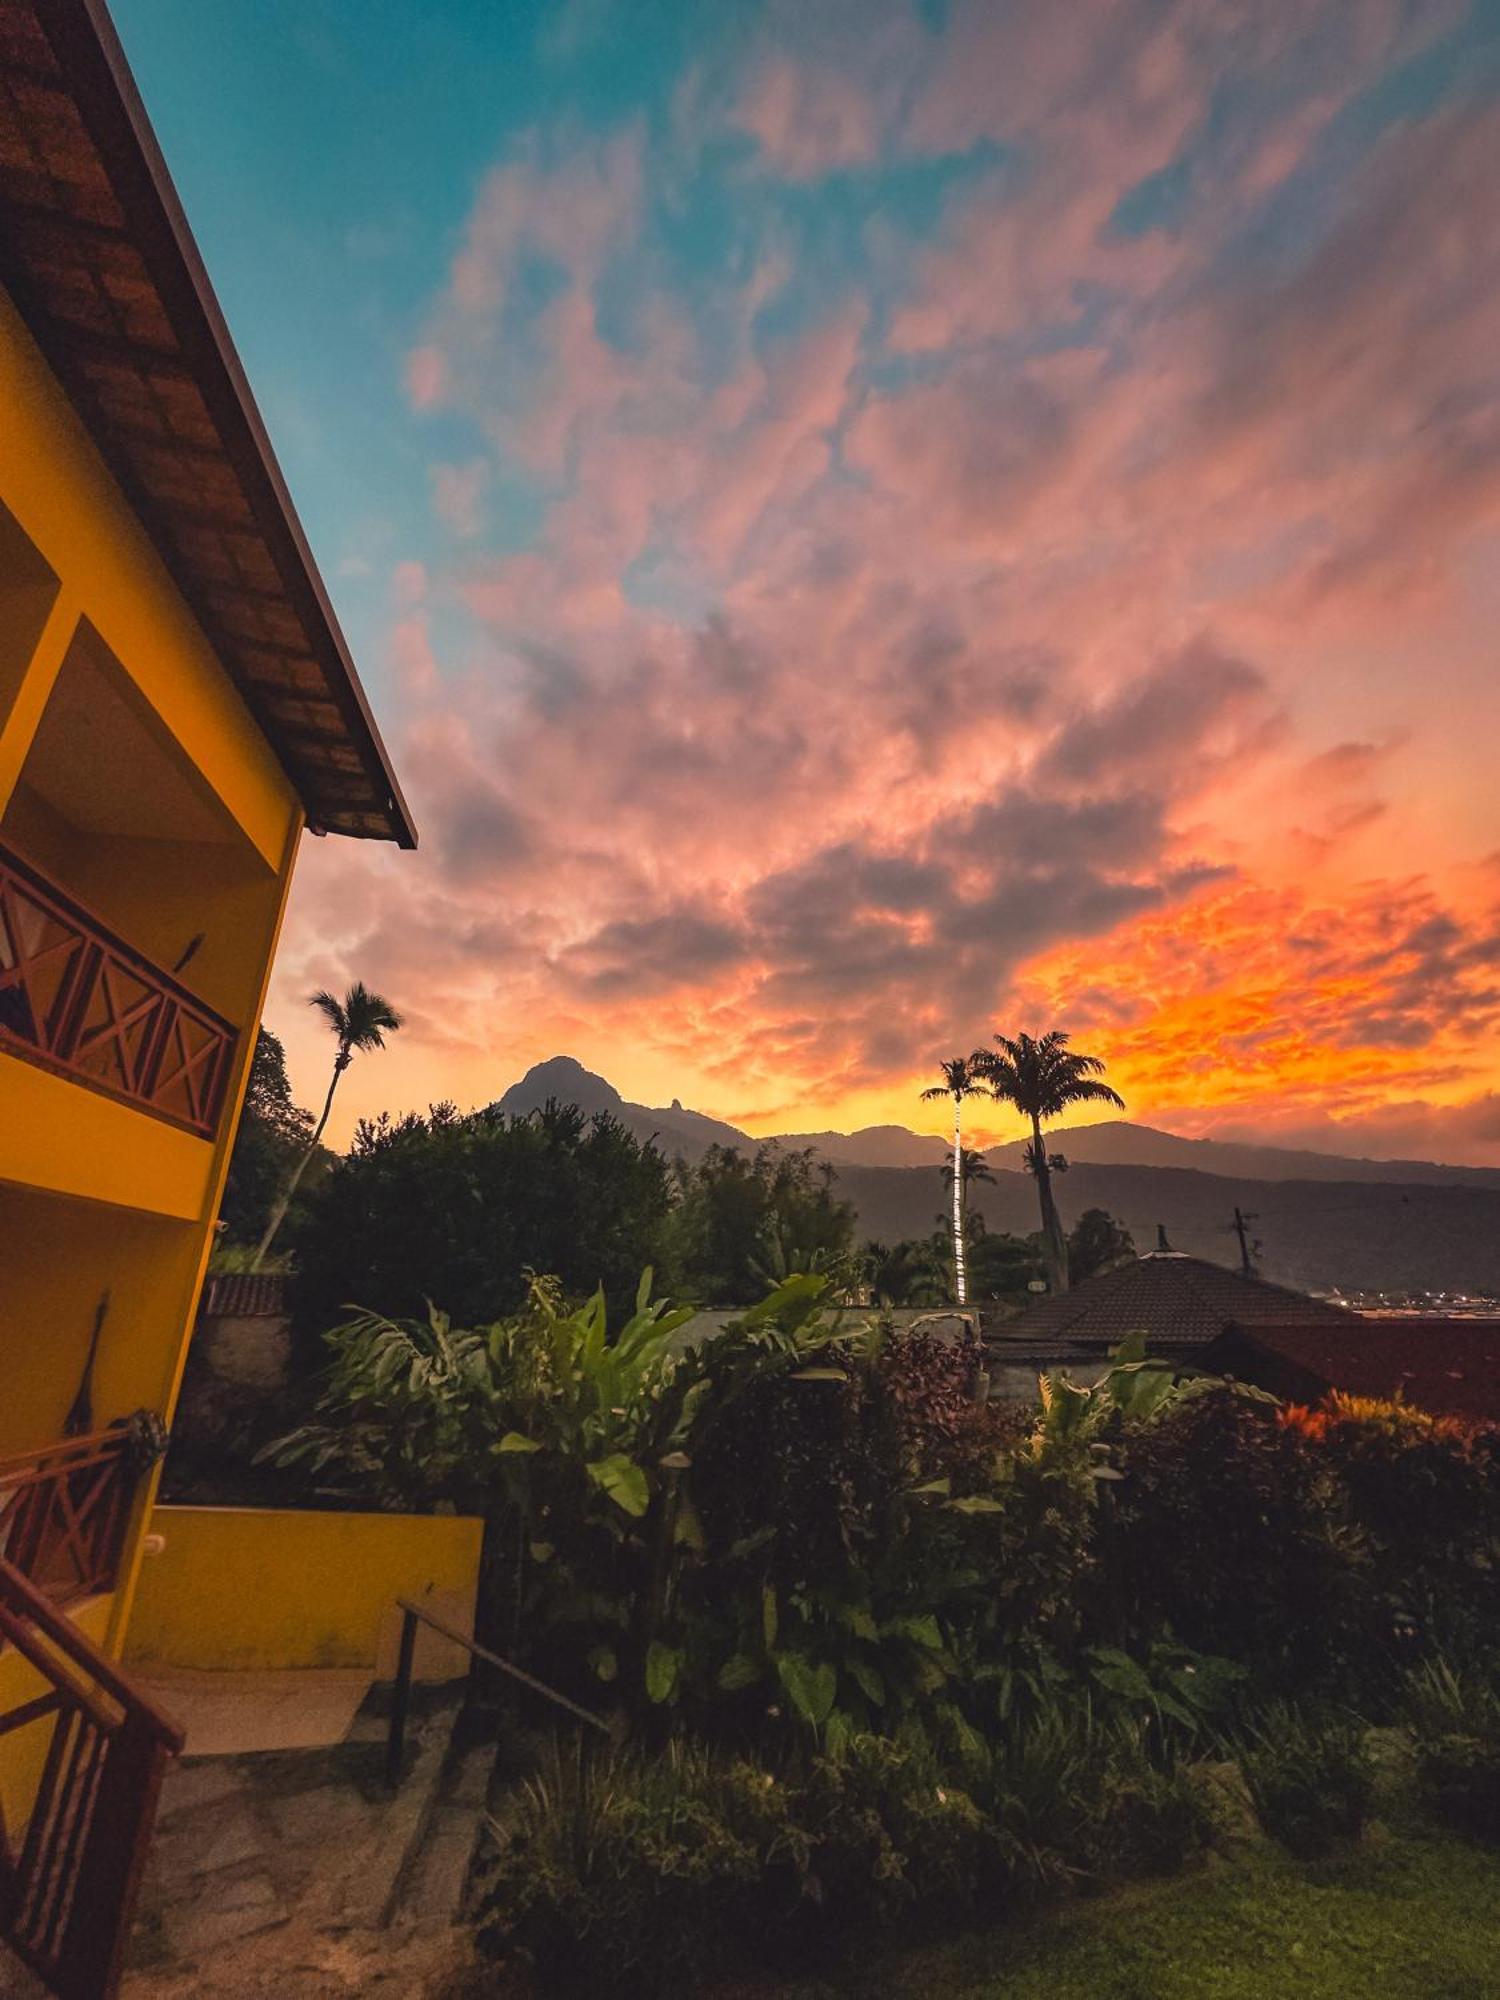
[0,838,235,1138]
[0,1434,136,1611]
[0,1556,184,2000]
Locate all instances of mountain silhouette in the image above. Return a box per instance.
[488,1058,1500,1292]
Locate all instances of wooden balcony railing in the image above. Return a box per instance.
[0,1555,184,2000]
[0,1433,138,1611]
[0,839,235,1138]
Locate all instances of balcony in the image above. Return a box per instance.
[0,839,235,1140]
[0,1429,140,1611]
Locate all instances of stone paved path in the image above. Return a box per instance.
[120,1687,489,1998]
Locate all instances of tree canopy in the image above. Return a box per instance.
[288,1099,675,1343]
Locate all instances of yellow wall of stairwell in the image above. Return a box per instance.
[124,1508,484,1685]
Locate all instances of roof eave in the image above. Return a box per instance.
[8,0,416,849]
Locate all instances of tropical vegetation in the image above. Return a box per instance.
[259,1266,1500,1992]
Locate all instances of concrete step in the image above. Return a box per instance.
[384,1735,496,1934]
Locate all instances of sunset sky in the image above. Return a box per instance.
[114,0,1500,1161]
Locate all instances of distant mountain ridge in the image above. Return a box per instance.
[490,1057,1500,1295]
[496,1058,1499,1189]
[494,1056,749,1160]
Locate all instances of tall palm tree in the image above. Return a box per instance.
[920,1055,987,1305]
[975,1031,1123,1295]
[251,981,403,1269]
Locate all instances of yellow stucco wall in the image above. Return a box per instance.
[124,1507,484,1681]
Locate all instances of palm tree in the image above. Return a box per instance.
[974,1031,1123,1295]
[920,1055,987,1306]
[251,981,403,1269]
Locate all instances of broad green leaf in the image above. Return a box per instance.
[823,1705,855,1756]
[717,1653,761,1692]
[946,1495,1005,1514]
[890,1613,943,1651]
[586,1452,651,1516]
[776,1651,837,1727]
[911,1477,952,1498]
[495,1431,542,1454]
[833,1603,879,1642]
[1087,1647,1155,1701]
[645,1641,682,1705]
[846,1658,885,1708]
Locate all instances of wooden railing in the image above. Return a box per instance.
[0,839,235,1138]
[0,1556,184,2000]
[0,1434,137,1611]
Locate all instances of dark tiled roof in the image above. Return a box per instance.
[0,1,415,846]
[200,1271,286,1319]
[999,1253,1357,1352]
[1210,1319,1500,1426]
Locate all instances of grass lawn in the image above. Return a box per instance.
[743,1825,1500,2000]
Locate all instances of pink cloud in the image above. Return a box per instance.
[270,8,1500,1148]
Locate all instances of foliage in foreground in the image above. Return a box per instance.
[1232,1702,1374,1857]
[477,1712,1210,1995]
[1401,1657,1500,1844]
[269,1270,1500,1745]
[265,1264,1500,1993]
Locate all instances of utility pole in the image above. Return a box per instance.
[1231,1206,1259,1278]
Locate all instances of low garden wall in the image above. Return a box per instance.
[124,1504,483,1682]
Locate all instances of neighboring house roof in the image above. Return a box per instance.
[996,1252,1358,1354]
[1201,1320,1500,1426]
[0,0,415,847]
[200,1271,287,1320]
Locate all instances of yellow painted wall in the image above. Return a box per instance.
[124,1508,483,1683]
[0,1055,214,1221]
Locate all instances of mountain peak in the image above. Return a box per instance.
[497,1055,624,1117]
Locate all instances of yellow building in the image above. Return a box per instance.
[0,6,413,1987]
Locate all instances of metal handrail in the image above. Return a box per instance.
[385,1597,609,1790]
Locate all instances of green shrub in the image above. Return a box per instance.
[1234,1703,1374,1857]
[478,1739,805,1993]
[1107,1387,1365,1690]
[800,1731,988,1928]
[1092,1731,1214,1879]
[476,1717,1210,1992]
[962,1701,1211,1892]
[1403,1658,1500,1844]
